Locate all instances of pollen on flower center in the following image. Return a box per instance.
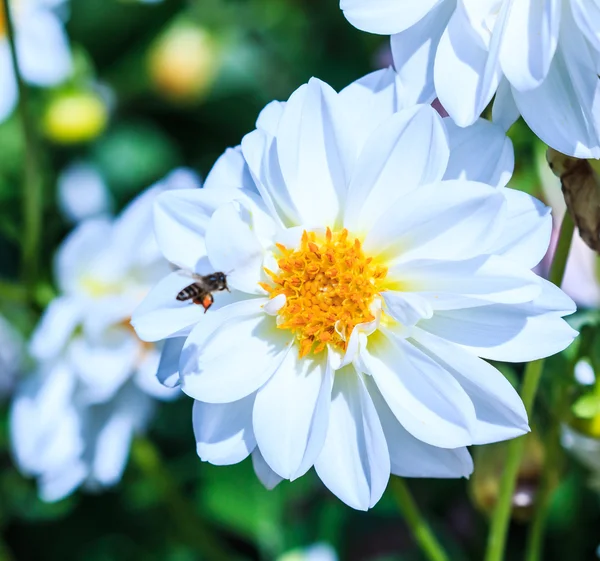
[260,228,387,358]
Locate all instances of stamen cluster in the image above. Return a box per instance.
[261,228,387,357]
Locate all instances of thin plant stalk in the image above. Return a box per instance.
[131,437,233,561]
[390,477,450,561]
[2,0,43,300]
[484,212,575,561]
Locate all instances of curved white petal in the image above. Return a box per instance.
[365,376,473,478]
[491,188,552,269]
[252,448,283,490]
[180,299,293,403]
[420,289,577,363]
[435,0,509,126]
[571,0,600,53]
[443,118,514,188]
[205,202,268,294]
[204,147,256,192]
[131,271,246,342]
[193,395,256,465]
[391,0,456,106]
[499,0,561,91]
[17,10,71,86]
[492,78,521,131]
[341,0,443,35]
[387,254,542,310]
[381,291,433,326]
[275,78,349,228]
[338,68,407,157]
[513,17,600,159]
[0,43,18,122]
[344,105,449,232]
[256,100,286,135]
[29,296,84,360]
[364,180,506,264]
[153,187,245,272]
[55,218,112,294]
[411,327,529,444]
[253,351,331,479]
[360,331,476,448]
[314,368,390,510]
[156,337,185,388]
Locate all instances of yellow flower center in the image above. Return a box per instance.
[261,228,387,357]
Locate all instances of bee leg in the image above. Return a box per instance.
[201,294,214,313]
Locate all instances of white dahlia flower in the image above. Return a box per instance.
[10,170,200,502]
[341,0,600,159]
[133,69,576,510]
[0,0,72,122]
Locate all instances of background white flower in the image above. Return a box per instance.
[9,169,200,502]
[0,314,23,400]
[341,0,600,159]
[0,0,72,122]
[133,69,576,510]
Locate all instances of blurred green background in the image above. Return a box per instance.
[1,0,600,560]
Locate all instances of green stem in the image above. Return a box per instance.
[2,0,43,300]
[390,477,449,561]
[131,438,233,561]
[484,212,575,561]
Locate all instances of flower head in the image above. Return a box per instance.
[10,170,200,502]
[341,0,600,159]
[133,69,576,510]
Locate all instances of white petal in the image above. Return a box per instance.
[363,180,506,263]
[365,376,473,478]
[253,351,331,479]
[571,0,600,53]
[443,118,514,188]
[90,408,135,486]
[381,291,433,326]
[29,296,84,360]
[387,254,542,310]
[512,15,600,159]
[180,298,293,403]
[360,331,476,448]
[344,105,449,232]
[131,271,245,342]
[204,147,256,192]
[0,43,18,122]
[134,348,180,400]
[205,202,267,294]
[411,327,529,443]
[154,187,244,272]
[256,100,286,135]
[39,461,87,503]
[314,368,390,510]
[275,78,348,227]
[263,294,286,316]
[338,68,407,156]
[252,448,283,490]
[435,0,508,126]
[193,395,256,465]
[156,337,185,387]
[68,331,138,405]
[390,0,456,106]
[492,77,521,131]
[499,0,561,90]
[55,218,112,294]
[341,0,443,34]
[492,188,552,269]
[420,293,577,363]
[17,10,71,86]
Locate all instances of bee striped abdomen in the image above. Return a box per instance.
[176,283,203,302]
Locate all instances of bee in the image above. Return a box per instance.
[176,272,230,313]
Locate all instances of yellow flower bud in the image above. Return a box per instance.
[43,91,108,144]
[148,22,219,102]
